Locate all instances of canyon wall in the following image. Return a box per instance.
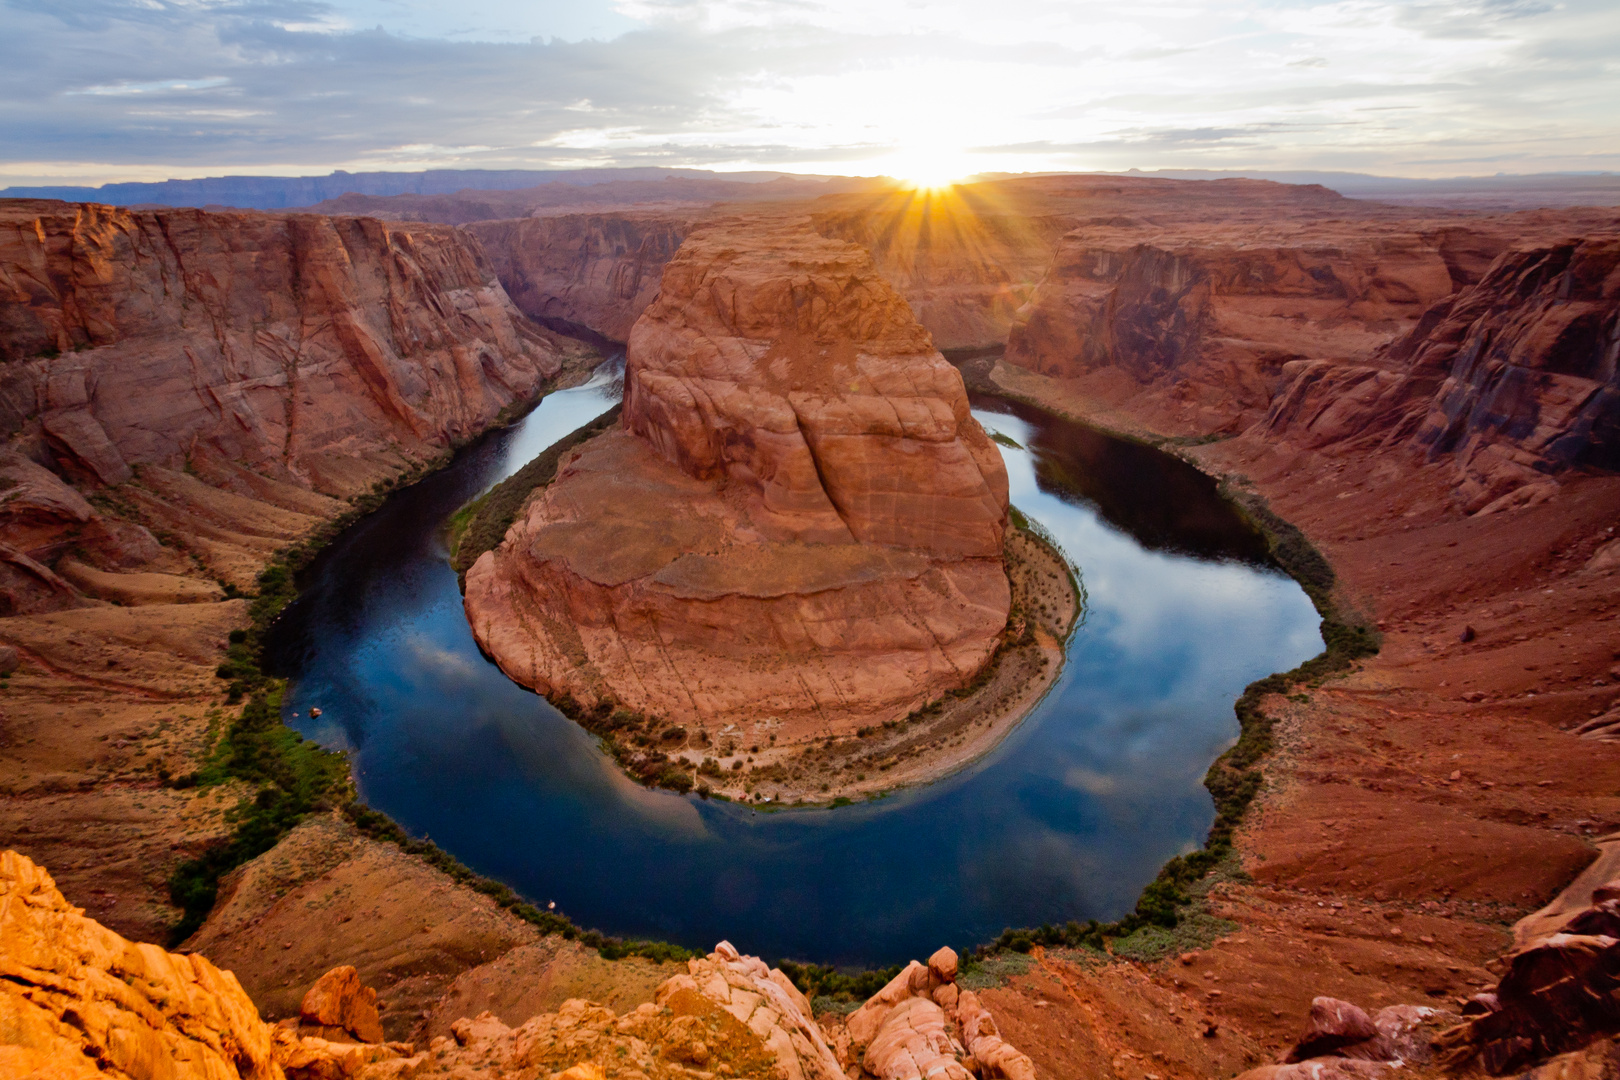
[467,213,692,341]
[1262,238,1620,512]
[464,221,1010,739]
[0,199,574,608]
[810,189,1061,350]
[1001,219,1463,431]
[1,201,564,495]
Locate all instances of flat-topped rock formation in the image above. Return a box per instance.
[465,222,1011,742]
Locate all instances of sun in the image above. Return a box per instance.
[883,149,974,192]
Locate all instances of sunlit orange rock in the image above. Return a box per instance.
[0,849,281,1080]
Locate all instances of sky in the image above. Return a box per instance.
[3,0,1618,187]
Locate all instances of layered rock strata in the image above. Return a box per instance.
[1,201,565,498]
[1002,219,1460,431]
[465,223,1010,738]
[468,214,692,341]
[0,199,574,610]
[1262,238,1620,512]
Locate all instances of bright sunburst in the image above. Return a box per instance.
[883,148,974,192]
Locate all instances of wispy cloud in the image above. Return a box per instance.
[2,0,1616,185]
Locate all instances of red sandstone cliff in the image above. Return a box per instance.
[1262,238,1620,512]
[0,199,573,610]
[467,213,692,341]
[464,221,1010,737]
[1001,219,1463,431]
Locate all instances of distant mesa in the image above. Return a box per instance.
[463,220,1011,741]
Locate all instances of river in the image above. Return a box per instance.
[264,359,1321,967]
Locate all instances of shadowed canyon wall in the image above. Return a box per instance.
[467,214,693,342]
[1262,238,1620,512]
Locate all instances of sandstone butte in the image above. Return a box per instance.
[463,221,1013,738]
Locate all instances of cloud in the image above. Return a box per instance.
[1,0,1617,184]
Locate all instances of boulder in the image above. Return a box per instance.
[300,965,386,1044]
[0,644,17,676]
[1284,997,1385,1062]
[928,946,960,984]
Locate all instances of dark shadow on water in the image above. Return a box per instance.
[969,393,1271,565]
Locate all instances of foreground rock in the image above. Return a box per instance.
[465,222,1011,747]
[0,849,845,1080]
[0,848,281,1079]
[1431,874,1620,1075]
[829,947,1035,1080]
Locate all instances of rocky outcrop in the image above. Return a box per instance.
[1436,874,1620,1075]
[656,941,843,1080]
[834,946,1034,1080]
[0,848,282,1079]
[0,200,567,500]
[464,222,1010,738]
[1262,238,1620,511]
[0,848,848,1080]
[468,214,691,341]
[297,966,386,1045]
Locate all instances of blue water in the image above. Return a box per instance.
[265,361,1322,967]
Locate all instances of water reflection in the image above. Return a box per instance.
[265,366,1321,967]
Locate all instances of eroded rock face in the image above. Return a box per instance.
[0,200,565,499]
[1003,221,1458,431]
[1264,239,1620,512]
[0,848,281,1079]
[468,214,691,342]
[465,223,1010,736]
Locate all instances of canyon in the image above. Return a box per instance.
[0,172,1618,1080]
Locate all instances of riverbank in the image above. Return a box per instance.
[979,356,1620,1054]
[0,344,603,944]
